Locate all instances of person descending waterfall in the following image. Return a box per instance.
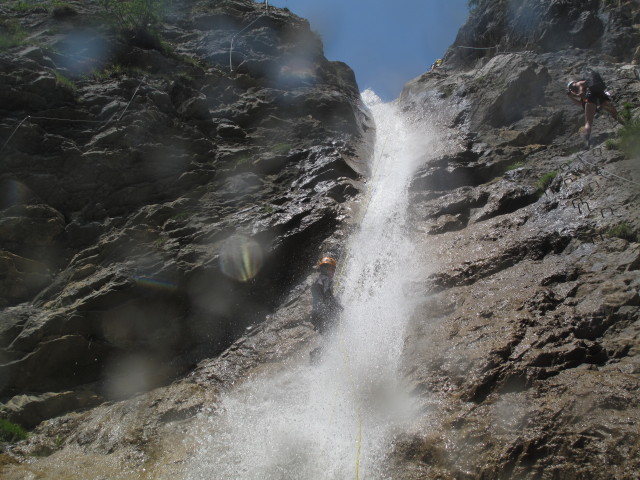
[310,256,342,336]
[309,256,342,364]
[566,68,624,148]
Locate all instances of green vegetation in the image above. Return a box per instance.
[0,418,28,443]
[271,143,293,155]
[153,237,167,248]
[235,154,253,167]
[536,171,557,192]
[607,103,640,159]
[8,0,73,13]
[0,19,27,50]
[98,0,170,32]
[9,1,36,13]
[617,117,640,159]
[2,2,77,50]
[620,102,634,123]
[606,222,637,242]
[88,63,154,81]
[605,138,617,150]
[98,0,171,48]
[89,64,126,81]
[504,161,524,171]
[177,53,206,69]
[170,211,193,221]
[53,70,76,91]
[53,435,64,449]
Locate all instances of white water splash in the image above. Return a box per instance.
[184,89,439,480]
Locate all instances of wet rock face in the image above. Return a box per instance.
[1,1,638,478]
[394,1,640,477]
[0,0,372,424]
[448,0,640,66]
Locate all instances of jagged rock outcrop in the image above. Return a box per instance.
[447,0,640,66]
[392,0,640,478]
[0,0,372,427]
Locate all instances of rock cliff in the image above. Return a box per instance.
[0,0,372,428]
[1,0,639,479]
[395,0,640,477]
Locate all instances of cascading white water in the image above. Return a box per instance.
[184,89,436,480]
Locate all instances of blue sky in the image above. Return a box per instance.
[266,0,470,101]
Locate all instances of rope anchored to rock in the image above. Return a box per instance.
[453,45,535,56]
[229,9,269,72]
[0,76,147,156]
[576,149,640,187]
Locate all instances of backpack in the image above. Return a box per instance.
[584,68,606,94]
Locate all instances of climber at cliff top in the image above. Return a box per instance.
[566,68,624,148]
[310,256,342,336]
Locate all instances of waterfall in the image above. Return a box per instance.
[185,89,435,480]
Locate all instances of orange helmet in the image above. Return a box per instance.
[318,256,337,268]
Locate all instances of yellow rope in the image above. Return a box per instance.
[337,324,363,480]
[328,128,389,480]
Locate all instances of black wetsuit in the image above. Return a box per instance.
[311,272,341,335]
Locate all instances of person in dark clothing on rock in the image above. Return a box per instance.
[310,256,342,336]
[566,68,624,148]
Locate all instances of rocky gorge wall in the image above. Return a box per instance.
[1,0,640,479]
[394,0,640,477]
[0,0,372,430]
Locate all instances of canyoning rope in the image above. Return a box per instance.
[537,146,639,232]
[0,116,31,155]
[229,11,268,72]
[0,76,147,156]
[336,326,363,480]
[576,150,640,187]
[453,45,534,55]
[455,45,498,51]
[327,129,390,480]
[116,76,146,122]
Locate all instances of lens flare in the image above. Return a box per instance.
[133,275,178,292]
[278,62,317,84]
[219,235,264,282]
[0,179,32,208]
[103,354,162,400]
